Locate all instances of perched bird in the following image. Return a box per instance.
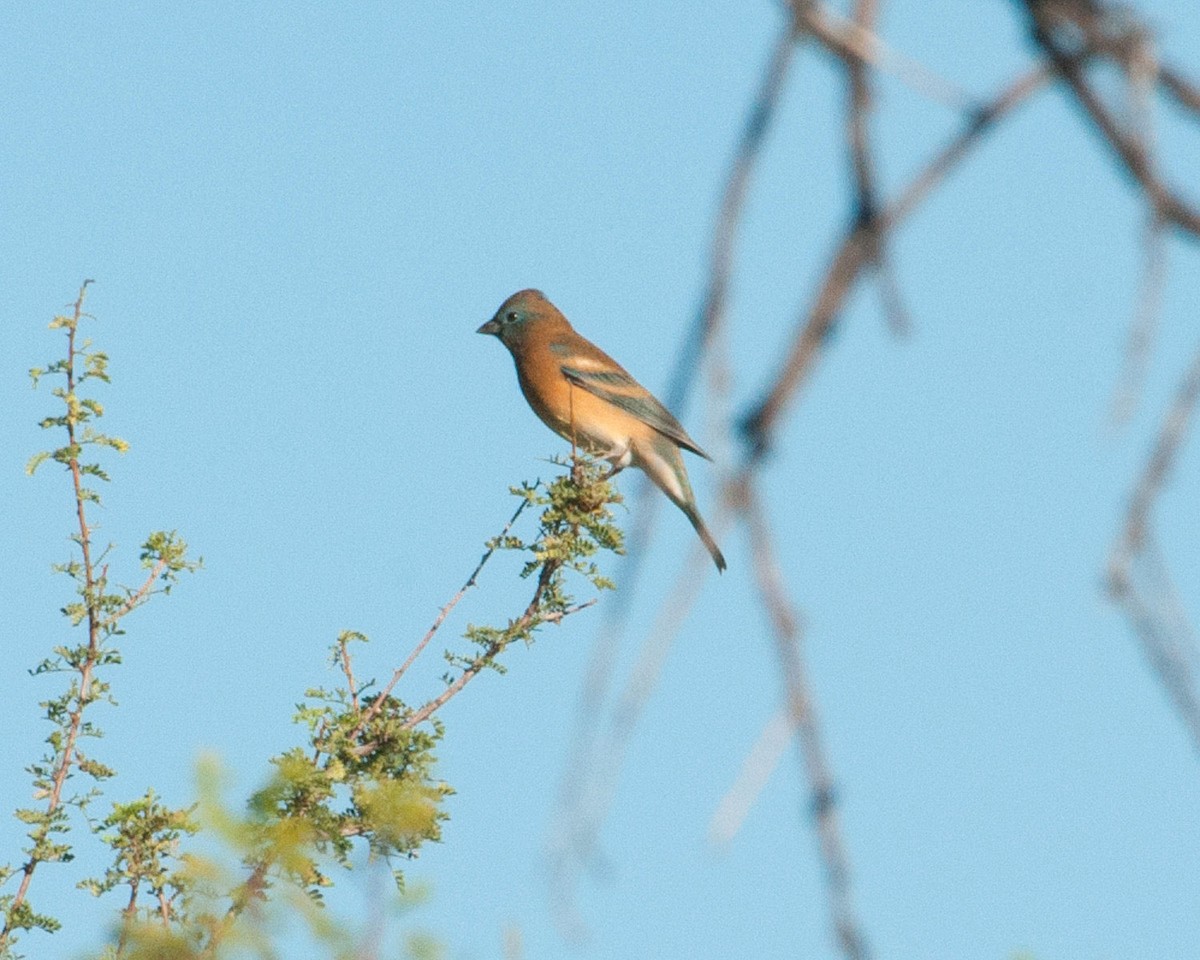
[477,288,726,572]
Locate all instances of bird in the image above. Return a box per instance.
[477,288,726,573]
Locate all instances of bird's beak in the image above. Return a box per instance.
[477,318,501,336]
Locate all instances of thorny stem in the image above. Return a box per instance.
[214,475,601,951]
[1,281,105,951]
[403,561,596,731]
[99,556,172,630]
[346,495,534,742]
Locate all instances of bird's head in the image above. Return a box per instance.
[477,288,560,346]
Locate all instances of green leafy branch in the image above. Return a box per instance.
[407,459,621,728]
[5,285,624,959]
[103,456,621,958]
[0,283,199,958]
[80,790,199,954]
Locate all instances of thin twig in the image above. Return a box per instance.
[340,637,360,712]
[660,17,800,433]
[1109,535,1200,750]
[741,63,1051,455]
[738,478,868,960]
[548,535,720,939]
[582,9,796,717]
[1092,4,1173,424]
[99,556,172,629]
[349,495,532,737]
[708,704,793,848]
[842,0,911,336]
[799,2,973,110]
[1,281,102,951]
[1108,342,1200,752]
[1023,3,1200,238]
[403,564,595,730]
[1160,66,1200,116]
[1113,343,1200,558]
[1111,213,1167,423]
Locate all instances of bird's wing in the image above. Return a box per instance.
[559,354,711,460]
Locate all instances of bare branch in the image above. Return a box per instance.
[668,20,799,419]
[350,494,532,737]
[741,63,1051,456]
[1111,214,1168,424]
[708,704,793,848]
[403,563,595,730]
[551,54,1053,959]
[1160,66,1200,116]
[1022,1,1200,238]
[1109,535,1200,750]
[1108,342,1200,751]
[798,2,973,110]
[99,556,172,629]
[546,26,798,922]
[1113,343,1200,558]
[738,478,869,960]
[842,0,912,336]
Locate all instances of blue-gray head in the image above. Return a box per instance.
[477,288,567,346]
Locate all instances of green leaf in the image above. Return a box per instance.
[25,450,51,476]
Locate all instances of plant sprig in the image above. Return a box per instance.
[0,283,198,959]
[144,456,622,957]
[4,286,624,959]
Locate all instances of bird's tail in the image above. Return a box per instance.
[682,502,727,573]
[638,434,727,573]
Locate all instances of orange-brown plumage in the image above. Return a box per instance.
[478,289,725,572]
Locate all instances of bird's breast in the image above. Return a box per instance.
[515,350,644,456]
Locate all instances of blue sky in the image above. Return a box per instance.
[3,2,1199,958]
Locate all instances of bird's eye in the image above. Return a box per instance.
[505,311,519,323]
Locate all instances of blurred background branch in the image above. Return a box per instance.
[550,2,1200,956]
